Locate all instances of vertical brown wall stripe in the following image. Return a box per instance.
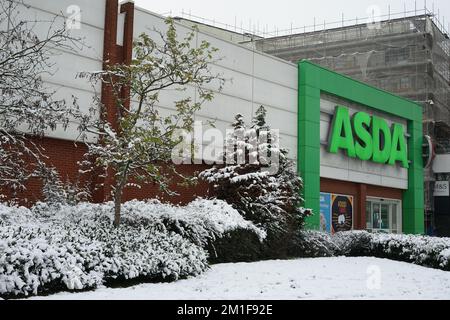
[94,0,120,203]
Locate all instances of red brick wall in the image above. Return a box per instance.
[0,135,212,205]
[0,137,89,205]
[122,164,212,205]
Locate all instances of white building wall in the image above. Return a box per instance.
[15,0,106,141]
[133,7,299,160]
[13,2,298,156]
[433,154,450,173]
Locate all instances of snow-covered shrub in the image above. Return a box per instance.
[207,229,268,264]
[287,231,340,258]
[332,231,373,256]
[294,231,450,271]
[200,107,311,259]
[38,166,91,206]
[368,233,450,270]
[46,199,266,248]
[440,249,450,269]
[0,203,37,226]
[0,198,263,298]
[0,222,206,298]
[0,224,105,297]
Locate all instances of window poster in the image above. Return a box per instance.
[319,193,332,233]
[331,194,353,233]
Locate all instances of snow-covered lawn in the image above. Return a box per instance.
[29,257,450,300]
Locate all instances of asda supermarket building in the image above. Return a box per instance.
[13,1,424,235]
[298,62,424,235]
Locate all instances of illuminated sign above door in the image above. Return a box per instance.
[328,106,409,168]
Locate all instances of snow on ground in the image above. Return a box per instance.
[29,257,450,300]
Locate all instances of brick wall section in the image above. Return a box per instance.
[122,164,212,205]
[93,0,121,203]
[0,137,89,205]
[0,136,211,205]
[120,2,134,66]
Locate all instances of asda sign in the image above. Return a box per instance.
[328,106,409,168]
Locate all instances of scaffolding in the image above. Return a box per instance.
[252,14,449,122]
[251,13,449,136]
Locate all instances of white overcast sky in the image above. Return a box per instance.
[134,0,450,35]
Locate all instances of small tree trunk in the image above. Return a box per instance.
[113,164,130,228]
[114,187,122,228]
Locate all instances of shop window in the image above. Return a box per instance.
[366,199,402,234]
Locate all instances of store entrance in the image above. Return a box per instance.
[366,198,402,234]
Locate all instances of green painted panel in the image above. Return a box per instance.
[298,121,321,148]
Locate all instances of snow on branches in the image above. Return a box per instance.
[0,0,82,195]
[76,18,224,227]
[200,106,311,238]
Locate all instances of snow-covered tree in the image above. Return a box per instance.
[37,166,91,207]
[0,0,81,196]
[77,18,223,227]
[200,106,311,239]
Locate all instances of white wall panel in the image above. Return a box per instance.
[155,86,197,111]
[433,154,450,173]
[196,33,254,76]
[253,78,297,114]
[16,3,299,152]
[10,1,105,142]
[264,107,297,138]
[133,8,299,159]
[203,64,253,102]
[279,134,298,160]
[41,53,103,93]
[134,8,176,32]
[15,1,105,61]
[48,86,98,116]
[22,0,106,29]
[196,94,254,124]
[253,53,298,90]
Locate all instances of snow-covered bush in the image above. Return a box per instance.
[287,231,339,258]
[40,199,266,247]
[38,166,91,206]
[0,203,37,226]
[0,199,264,298]
[0,222,206,298]
[369,233,450,270]
[332,231,373,256]
[293,231,450,271]
[200,107,311,259]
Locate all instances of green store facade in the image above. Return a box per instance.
[298,61,424,235]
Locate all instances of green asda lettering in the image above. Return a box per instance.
[328,106,409,168]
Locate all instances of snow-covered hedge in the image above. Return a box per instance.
[288,231,339,258]
[0,199,265,298]
[295,231,450,271]
[368,233,450,270]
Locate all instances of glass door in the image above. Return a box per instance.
[366,199,402,234]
